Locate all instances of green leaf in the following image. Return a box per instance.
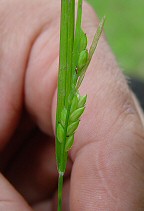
[78,95,87,108]
[57,123,65,144]
[65,135,74,152]
[69,107,85,122]
[76,16,106,89]
[89,16,106,61]
[67,120,79,136]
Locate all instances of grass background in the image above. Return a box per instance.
[87,0,144,80]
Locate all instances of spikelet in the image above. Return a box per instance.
[67,120,80,136]
[78,95,87,108]
[60,107,67,127]
[57,123,65,144]
[69,107,85,122]
[70,94,79,113]
[57,93,87,150]
[78,49,88,71]
[66,94,86,148]
[65,135,74,152]
[80,30,87,52]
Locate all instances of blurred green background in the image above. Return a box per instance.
[87,0,144,80]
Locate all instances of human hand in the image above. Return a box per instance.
[0,1,144,210]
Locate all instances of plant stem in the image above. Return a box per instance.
[56,1,83,210]
[65,0,75,106]
[56,0,75,210]
[58,173,64,211]
[56,0,104,210]
[56,0,68,171]
[59,0,75,175]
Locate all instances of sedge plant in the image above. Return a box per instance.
[56,0,105,210]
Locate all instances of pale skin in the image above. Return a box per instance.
[0,0,144,210]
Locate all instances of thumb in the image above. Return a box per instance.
[50,2,144,210]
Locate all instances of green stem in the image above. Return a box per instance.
[59,0,75,174]
[59,0,75,176]
[58,173,64,211]
[56,1,75,210]
[65,0,75,106]
[56,0,68,171]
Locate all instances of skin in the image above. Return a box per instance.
[0,0,144,210]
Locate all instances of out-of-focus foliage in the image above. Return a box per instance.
[87,0,144,79]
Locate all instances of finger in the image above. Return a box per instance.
[70,4,144,211]
[0,173,32,211]
[25,12,60,135]
[0,0,60,150]
[49,2,144,211]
